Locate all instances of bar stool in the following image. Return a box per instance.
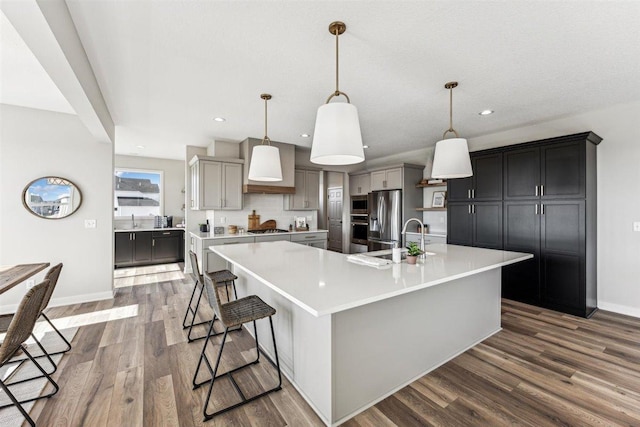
[192,273,282,421]
[183,251,239,342]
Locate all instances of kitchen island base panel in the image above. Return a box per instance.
[234,269,333,424]
[232,266,501,426]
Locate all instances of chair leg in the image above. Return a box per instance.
[0,344,59,409]
[192,315,217,389]
[268,316,283,388]
[182,278,201,328]
[199,316,282,421]
[41,313,72,355]
[0,379,35,427]
[202,327,228,419]
[186,283,210,342]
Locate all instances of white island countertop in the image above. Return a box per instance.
[211,241,532,317]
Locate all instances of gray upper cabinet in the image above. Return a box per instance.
[284,169,320,210]
[349,173,371,196]
[370,167,402,191]
[189,155,243,210]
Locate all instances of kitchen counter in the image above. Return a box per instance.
[211,241,531,425]
[115,227,184,232]
[190,229,327,240]
[212,242,529,317]
[189,229,328,274]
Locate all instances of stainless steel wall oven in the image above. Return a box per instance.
[350,214,369,245]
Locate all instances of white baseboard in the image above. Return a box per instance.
[0,290,114,314]
[598,301,640,319]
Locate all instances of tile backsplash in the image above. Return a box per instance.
[206,194,318,231]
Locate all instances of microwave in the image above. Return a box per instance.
[351,195,368,214]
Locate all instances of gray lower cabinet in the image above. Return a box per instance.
[291,232,328,249]
[115,230,184,268]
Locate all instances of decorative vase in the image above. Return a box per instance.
[406,255,418,265]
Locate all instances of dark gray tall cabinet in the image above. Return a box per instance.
[448,132,601,318]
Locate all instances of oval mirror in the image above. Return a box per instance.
[22,177,83,219]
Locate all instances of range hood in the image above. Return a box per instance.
[240,137,296,194]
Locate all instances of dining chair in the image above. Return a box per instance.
[0,279,59,427]
[0,263,69,372]
[192,273,282,421]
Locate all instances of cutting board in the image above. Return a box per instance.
[248,210,260,230]
[259,219,277,230]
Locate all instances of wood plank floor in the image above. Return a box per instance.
[25,266,640,426]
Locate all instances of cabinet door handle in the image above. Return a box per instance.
[129,233,132,241]
[468,189,471,199]
[152,239,155,246]
[472,204,476,214]
[472,189,475,199]
[190,200,194,207]
[383,180,387,188]
[535,204,538,215]
[541,185,544,197]
[133,233,136,241]
[468,204,471,214]
[163,232,171,235]
[535,185,539,196]
[541,204,545,215]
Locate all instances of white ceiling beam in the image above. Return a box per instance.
[1,0,114,143]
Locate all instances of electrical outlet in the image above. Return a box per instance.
[220,217,226,224]
[84,219,97,228]
[26,279,36,290]
[633,222,640,232]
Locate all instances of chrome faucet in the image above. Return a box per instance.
[401,218,426,259]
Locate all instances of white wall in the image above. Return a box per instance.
[0,104,114,311]
[115,154,185,225]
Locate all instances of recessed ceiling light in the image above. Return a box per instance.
[300,133,311,138]
[479,110,494,116]
[363,145,369,149]
[213,117,226,122]
[136,145,145,149]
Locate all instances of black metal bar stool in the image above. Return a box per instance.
[183,251,239,342]
[192,273,282,421]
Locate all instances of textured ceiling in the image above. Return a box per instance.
[6,2,640,161]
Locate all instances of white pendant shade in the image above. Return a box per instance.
[310,102,365,165]
[248,145,282,182]
[431,137,473,179]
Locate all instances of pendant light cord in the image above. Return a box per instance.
[443,85,459,139]
[335,27,339,96]
[325,24,350,104]
[262,95,271,146]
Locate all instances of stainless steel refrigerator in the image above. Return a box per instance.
[367,189,402,252]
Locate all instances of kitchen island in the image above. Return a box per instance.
[211,241,531,426]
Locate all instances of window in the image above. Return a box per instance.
[114,169,163,217]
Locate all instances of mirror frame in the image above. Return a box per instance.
[22,176,83,220]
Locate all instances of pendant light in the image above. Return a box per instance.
[431,82,473,179]
[310,21,364,165]
[248,94,283,181]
